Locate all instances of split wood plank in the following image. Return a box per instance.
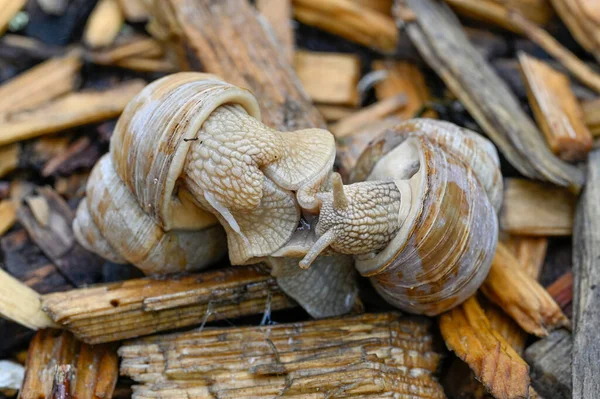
[0,80,145,146]
[42,266,296,344]
[572,149,600,397]
[519,52,593,161]
[294,50,361,107]
[292,0,398,53]
[120,313,445,399]
[500,178,576,236]
[396,0,584,191]
[20,329,118,399]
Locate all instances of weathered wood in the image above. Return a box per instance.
[524,329,572,399]
[550,0,600,64]
[20,329,118,399]
[120,313,445,399]
[256,0,294,63]
[292,0,398,53]
[481,242,570,337]
[396,0,584,190]
[0,80,145,146]
[572,149,600,397]
[42,266,296,344]
[439,296,531,399]
[294,50,361,106]
[501,178,576,236]
[519,52,593,161]
[149,0,325,131]
[17,186,103,287]
[547,271,573,318]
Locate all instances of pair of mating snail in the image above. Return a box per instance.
[74,73,501,316]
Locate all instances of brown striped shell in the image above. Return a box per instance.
[350,119,500,315]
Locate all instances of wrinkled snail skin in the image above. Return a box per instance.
[73,72,336,274]
[302,119,500,316]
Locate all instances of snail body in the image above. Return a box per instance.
[74,73,336,273]
[301,119,501,315]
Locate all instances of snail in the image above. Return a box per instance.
[296,119,502,315]
[73,72,336,274]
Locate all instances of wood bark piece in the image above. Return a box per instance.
[329,94,406,138]
[549,0,600,64]
[292,0,398,53]
[481,242,570,337]
[396,0,585,191]
[119,313,445,399]
[0,80,144,146]
[256,0,294,64]
[84,0,124,49]
[42,266,296,344]
[443,0,553,32]
[17,187,103,287]
[500,178,576,236]
[582,97,600,136]
[524,329,572,399]
[508,11,600,94]
[372,60,433,120]
[0,268,56,330]
[0,0,26,35]
[439,296,531,399]
[519,52,593,161]
[294,50,361,107]
[0,199,16,236]
[20,329,118,399]
[572,148,600,397]
[0,52,81,116]
[148,0,325,131]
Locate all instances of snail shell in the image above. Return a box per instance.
[304,119,501,315]
[74,73,336,273]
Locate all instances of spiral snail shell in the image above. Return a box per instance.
[300,119,501,315]
[74,73,336,274]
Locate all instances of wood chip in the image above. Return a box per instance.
[581,97,600,137]
[547,271,573,316]
[292,0,398,53]
[294,50,361,107]
[0,144,19,179]
[0,80,145,146]
[315,104,356,122]
[256,0,294,63]
[0,268,56,330]
[397,0,584,190]
[549,0,600,63]
[0,0,26,35]
[0,200,16,236]
[524,329,572,399]
[443,0,553,32]
[572,148,600,397]
[90,36,164,64]
[329,94,406,137]
[439,296,531,399]
[117,0,149,22]
[508,11,600,94]
[20,329,118,399]
[120,313,445,399]
[0,52,82,116]
[17,187,103,287]
[84,0,124,49]
[372,60,434,119]
[481,242,570,337]
[24,195,49,227]
[352,0,393,15]
[500,178,576,236]
[42,266,296,344]
[519,52,593,161]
